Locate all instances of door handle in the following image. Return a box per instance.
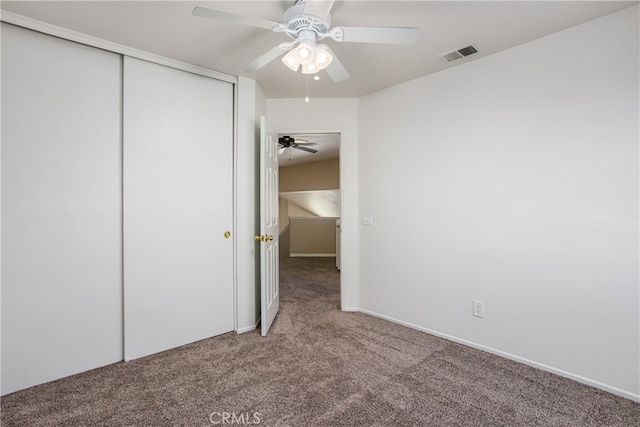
[254,234,274,242]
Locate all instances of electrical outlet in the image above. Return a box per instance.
[473,300,485,318]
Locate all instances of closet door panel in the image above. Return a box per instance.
[123,57,234,361]
[1,24,123,395]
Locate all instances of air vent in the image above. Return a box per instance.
[440,45,478,63]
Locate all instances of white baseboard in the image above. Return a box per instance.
[290,253,336,257]
[236,320,259,334]
[358,308,640,403]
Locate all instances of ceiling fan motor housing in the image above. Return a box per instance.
[285,1,331,38]
[279,135,295,147]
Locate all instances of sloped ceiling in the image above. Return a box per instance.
[281,190,341,217]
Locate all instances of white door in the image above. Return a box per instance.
[259,116,280,336]
[123,57,234,360]
[1,23,123,395]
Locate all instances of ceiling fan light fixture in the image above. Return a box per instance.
[315,44,333,67]
[301,45,333,74]
[302,63,318,74]
[294,42,315,65]
[283,42,334,74]
[281,50,301,71]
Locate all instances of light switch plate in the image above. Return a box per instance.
[362,212,373,225]
[473,300,485,318]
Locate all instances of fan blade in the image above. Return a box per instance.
[278,147,286,155]
[303,0,335,19]
[293,145,318,154]
[241,45,286,73]
[192,7,279,31]
[293,138,318,146]
[323,49,350,83]
[334,26,419,45]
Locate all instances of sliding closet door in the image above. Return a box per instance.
[1,24,123,395]
[123,57,234,360]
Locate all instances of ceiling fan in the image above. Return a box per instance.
[193,0,419,82]
[278,136,319,154]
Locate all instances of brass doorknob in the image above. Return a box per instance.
[224,231,231,239]
[267,235,274,241]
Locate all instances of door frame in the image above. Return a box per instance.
[274,129,344,308]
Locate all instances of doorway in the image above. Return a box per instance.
[277,133,342,299]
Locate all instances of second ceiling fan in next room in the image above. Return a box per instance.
[278,136,319,155]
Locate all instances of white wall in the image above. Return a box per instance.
[289,217,338,257]
[267,98,359,310]
[358,6,639,400]
[236,77,267,332]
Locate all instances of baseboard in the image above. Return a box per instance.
[290,253,336,257]
[358,308,640,403]
[236,320,259,334]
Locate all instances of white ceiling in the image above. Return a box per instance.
[2,1,636,99]
[279,132,340,166]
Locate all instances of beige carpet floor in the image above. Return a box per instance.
[1,257,639,426]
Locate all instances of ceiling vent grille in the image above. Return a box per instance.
[440,45,478,62]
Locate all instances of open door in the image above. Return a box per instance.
[258,116,280,336]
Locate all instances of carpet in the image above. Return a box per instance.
[1,257,638,426]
